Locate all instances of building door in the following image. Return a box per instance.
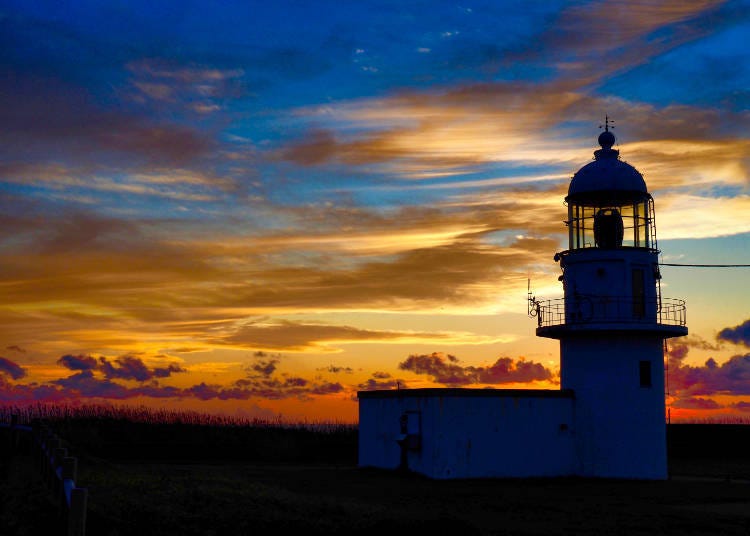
[632,268,645,318]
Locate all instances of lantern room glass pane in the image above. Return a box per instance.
[567,198,655,250]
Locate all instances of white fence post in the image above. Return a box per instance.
[68,487,87,536]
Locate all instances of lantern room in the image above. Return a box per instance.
[566,129,656,251]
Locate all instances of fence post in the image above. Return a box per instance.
[46,437,61,490]
[39,430,48,481]
[55,447,68,469]
[62,456,77,482]
[34,426,43,472]
[53,448,67,514]
[38,427,49,474]
[61,457,77,513]
[68,488,87,536]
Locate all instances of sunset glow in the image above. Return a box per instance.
[2,1,750,422]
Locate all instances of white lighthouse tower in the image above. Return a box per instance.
[535,123,688,479]
[358,124,687,480]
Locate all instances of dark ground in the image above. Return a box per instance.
[79,461,750,536]
[2,424,749,535]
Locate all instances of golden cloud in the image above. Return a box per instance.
[0,198,561,358]
[215,319,512,352]
[657,193,750,239]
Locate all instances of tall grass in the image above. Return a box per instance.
[674,416,750,425]
[0,402,358,464]
[0,402,355,431]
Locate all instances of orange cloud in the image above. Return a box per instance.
[398,352,556,386]
[215,319,510,352]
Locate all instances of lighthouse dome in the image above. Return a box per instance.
[567,132,647,203]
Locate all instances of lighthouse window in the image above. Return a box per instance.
[639,360,652,388]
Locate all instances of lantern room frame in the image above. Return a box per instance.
[566,195,656,251]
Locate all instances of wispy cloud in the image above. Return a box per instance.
[216,320,511,352]
[276,82,587,176]
[1,75,215,169]
[275,83,749,211]
[532,0,727,83]
[126,58,245,114]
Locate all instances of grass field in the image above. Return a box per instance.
[76,461,750,536]
[4,454,749,535]
[1,406,749,535]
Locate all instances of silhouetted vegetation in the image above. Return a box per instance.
[1,403,357,463]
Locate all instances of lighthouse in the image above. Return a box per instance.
[535,123,688,478]
[358,124,687,480]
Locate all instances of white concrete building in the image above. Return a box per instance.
[358,127,688,479]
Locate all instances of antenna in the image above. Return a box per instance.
[599,115,615,132]
[527,278,532,315]
[527,277,541,326]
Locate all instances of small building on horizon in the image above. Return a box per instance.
[358,127,688,479]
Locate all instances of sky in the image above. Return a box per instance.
[1,0,750,422]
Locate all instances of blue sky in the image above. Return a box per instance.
[1,0,750,420]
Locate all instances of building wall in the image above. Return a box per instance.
[359,390,575,479]
[358,394,415,471]
[560,334,667,479]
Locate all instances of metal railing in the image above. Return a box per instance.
[532,296,686,328]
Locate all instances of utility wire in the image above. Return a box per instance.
[659,263,750,267]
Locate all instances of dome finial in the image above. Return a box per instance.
[597,115,616,150]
